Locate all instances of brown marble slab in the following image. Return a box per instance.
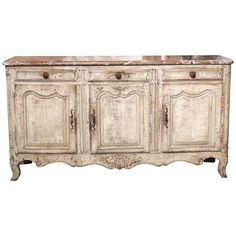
[3,55,233,66]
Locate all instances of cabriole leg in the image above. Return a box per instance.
[218,158,228,178]
[10,157,21,181]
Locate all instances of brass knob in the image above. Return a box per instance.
[43,72,49,79]
[115,72,122,80]
[189,71,196,79]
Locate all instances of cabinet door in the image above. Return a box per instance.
[90,84,149,153]
[15,84,76,153]
[162,83,222,152]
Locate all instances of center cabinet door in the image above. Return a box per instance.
[162,83,222,152]
[15,84,76,153]
[90,84,150,153]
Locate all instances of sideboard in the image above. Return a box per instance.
[3,56,233,180]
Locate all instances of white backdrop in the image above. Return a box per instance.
[0,0,236,236]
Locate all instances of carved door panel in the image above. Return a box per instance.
[90,84,149,153]
[15,85,76,153]
[162,83,222,152]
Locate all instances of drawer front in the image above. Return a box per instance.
[16,67,76,81]
[162,66,223,81]
[86,67,150,82]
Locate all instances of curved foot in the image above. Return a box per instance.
[10,158,21,181]
[218,158,228,178]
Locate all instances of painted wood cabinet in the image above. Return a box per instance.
[3,56,233,180]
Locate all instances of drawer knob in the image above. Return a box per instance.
[43,72,49,79]
[115,72,122,80]
[190,71,196,79]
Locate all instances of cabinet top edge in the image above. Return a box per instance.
[3,55,233,66]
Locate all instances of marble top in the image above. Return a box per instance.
[3,55,233,66]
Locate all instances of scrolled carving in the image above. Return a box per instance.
[36,157,43,167]
[74,68,81,80]
[100,156,142,169]
[112,86,127,93]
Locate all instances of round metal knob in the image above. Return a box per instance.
[189,71,196,79]
[43,72,49,79]
[115,72,122,80]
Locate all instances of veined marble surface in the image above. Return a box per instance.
[3,55,233,66]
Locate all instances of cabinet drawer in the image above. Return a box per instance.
[86,67,150,82]
[16,67,76,81]
[162,66,223,81]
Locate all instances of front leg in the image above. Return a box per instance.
[218,158,228,178]
[10,156,21,181]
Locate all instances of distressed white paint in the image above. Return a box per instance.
[4,61,232,180]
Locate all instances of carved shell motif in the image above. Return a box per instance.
[100,156,142,169]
